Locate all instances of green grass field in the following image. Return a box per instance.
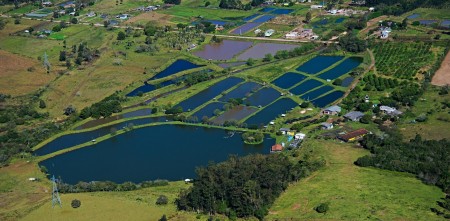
[403,8,450,20]
[268,139,446,220]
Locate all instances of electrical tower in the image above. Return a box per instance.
[51,175,62,208]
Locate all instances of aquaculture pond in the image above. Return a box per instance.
[289,79,323,95]
[76,109,153,130]
[176,77,244,111]
[271,9,294,15]
[246,87,280,107]
[148,59,201,81]
[243,14,261,22]
[253,14,276,23]
[219,82,262,102]
[191,102,225,119]
[260,7,275,13]
[40,124,272,184]
[341,76,354,87]
[419,20,438,25]
[126,80,174,97]
[34,116,169,156]
[300,85,334,101]
[296,55,344,74]
[407,13,420,19]
[231,22,262,34]
[237,43,298,60]
[271,72,307,89]
[194,40,253,60]
[311,90,344,108]
[218,62,246,68]
[335,17,345,23]
[317,57,362,80]
[244,98,297,126]
[441,20,450,28]
[212,106,258,124]
[200,20,228,26]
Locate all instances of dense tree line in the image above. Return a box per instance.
[180,70,214,86]
[219,0,243,9]
[176,154,325,220]
[338,33,367,52]
[355,132,450,194]
[56,179,169,193]
[79,93,125,119]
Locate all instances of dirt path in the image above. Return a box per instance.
[431,50,450,86]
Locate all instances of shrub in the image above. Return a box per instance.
[315,202,329,213]
[156,195,169,205]
[71,199,81,208]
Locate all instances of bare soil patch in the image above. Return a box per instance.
[431,51,450,86]
[124,12,174,25]
[0,50,54,95]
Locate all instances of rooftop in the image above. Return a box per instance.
[339,128,369,142]
[271,144,283,152]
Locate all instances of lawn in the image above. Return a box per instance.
[267,139,446,220]
[161,5,255,23]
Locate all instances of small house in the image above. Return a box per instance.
[265,29,275,37]
[311,5,323,9]
[320,122,333,130]
[42,1,53,7]
[285,32,298,39]
[379,105,402,116]
[271,144,283,152]
[279,128,290,135]
[87,11,96,17]
[344,111,364,121]
[254,29,262,34]
[295,133,306,140]
[187,43,197,51]
[329,9,337,14]
[310,35,319,40]
[338,128,369,142]
[322,105,341,115]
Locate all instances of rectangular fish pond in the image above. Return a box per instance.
[231,22,262,35]
[193,40,253,60]
[243,14,261,22]
[245,87,281,107]
[34,116,170,156]
[126,80,175,97]
[175,77,244,111]
[253,14,276,23]
[300,85,334,101]
[289,79,323,95]
[237,43,299,60]
[76,108,153,130]
[271,72,307,89]
[219,82,262,102]
[212,106,258,124]
[190,102,225,120]
[317,57,362,80]
[270,9,294,15]
[148,59,202,81]
[311,90,344,108]
[39,124,272,184]
[244,98,298,127]
[296,55,344,74]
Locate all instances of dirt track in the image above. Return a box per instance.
[431,51,450,86]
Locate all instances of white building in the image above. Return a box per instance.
[295,133,306,140]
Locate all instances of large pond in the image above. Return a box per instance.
[296,55,344,74]
[317,57,362,80]
[212,106,258,124]
[76,109,153,130]
[40,124,272,184]
[34,116,169,156]
[272,72,307,89]
[231,23,262,34]
[289,79,323,95]
[237,43,299,60]
[148,59,201,81]
[311,90,344,108]
[176,77,244,111]
[194,40,253,60]
[300,85,334,101]
[191,102,225,120]
[219,82,262,102]
[246,87,280,107]
[244,98,297,126]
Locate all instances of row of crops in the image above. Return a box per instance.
[373,42,434,80]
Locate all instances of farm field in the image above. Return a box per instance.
[268,140,446,221]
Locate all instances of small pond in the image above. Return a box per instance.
[34,116,169,156]
[191,102,225,120]
[407,13,420,19]
[253,14,276,23]
[300,85,334,101]
[311,90,344,108]
[296,55,344,74]
[40,124,272,184]
[246,87,280,107]
[194,40,253,60]
[260,7,275,13]
[317,57,362,80]
[212,106,258,124]
[76,109,153,130]
[341,76,354,87]
[176,77,244,111]
[243,14,261,22]
[289,79,323,95]
[335,17,345,23]
[237,43,299,60]
[441,20,450,28]
[231,22,263,34]
[271,72,307,89]
[271,9,294,15]
[219,82,262,102]
[244,98,297,126]
[419,20,438,25]
[148,59,201,81]
[126,80,174,97]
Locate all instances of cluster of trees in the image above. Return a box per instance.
[56,179,169,193]
[356,132,450,194]
[180,70,214,86]
[241,131,264,144]
[219,0,244,9]
[60,42,100,67]
[339,33,367,52]
[79,93,125,119]
[176,154,325,220]
[362,74,400,91]
[0,18,7,30]
[290,115,329,131]
[164,0,181,4]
